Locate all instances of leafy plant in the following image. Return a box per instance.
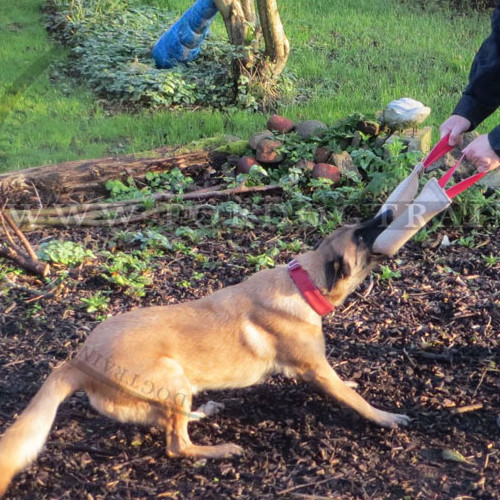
[38,240,95,267]
[81,291,110,314]
[175,226,210,244]
[246,253,276,270]
[47,0,285,110]
[105,169,194,201]
[377,265,401,281]
[456,234,476,248]
[101,251,153,296]
[482,254,500,267]
[145,169,194,194]
[105,177,146,201]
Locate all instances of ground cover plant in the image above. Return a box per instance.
[1,0,498,171]
[48,0,263,110]
[1,197,499,499]
[1,113,500,497]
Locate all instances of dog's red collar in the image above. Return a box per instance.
[287,259,334,316]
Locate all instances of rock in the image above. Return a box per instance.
[351,130,362,148]
[426,152,456,173]
[249,131,274,150]
[267,115,295,134]
[440,235,451,248]
[374,133,389,149]
[295,120,327,139]
[295,159,315,171]
[462,131,480,148]
[312,163,341,184]
[256,138,284,164]
[356,120,380,136]
[382,97,431,131]
[314,146,332,164]
[480,167,500,189]
[405,126,433,154]
[236,156,260,174]
[331,151,359,176]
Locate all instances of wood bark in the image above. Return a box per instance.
[10,184,283,230]
[214,0,290,78]
[0,208,49,276]
[0,149,222,207]
[256,0,290,77]
[214,0,249,47]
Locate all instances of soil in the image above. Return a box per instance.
[0,202,499,500]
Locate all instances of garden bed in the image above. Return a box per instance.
[1,113,499,498]
[0,214,499,499]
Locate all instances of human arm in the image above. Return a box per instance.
[440,7,500,171]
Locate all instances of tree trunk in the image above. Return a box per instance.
[256,0,289,77]
[213,0,249,47]
[214,0,289,78]
[0,149,225,207]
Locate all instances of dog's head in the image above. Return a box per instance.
[314,211,393,305]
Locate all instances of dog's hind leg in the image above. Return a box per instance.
[165,391,243,459]
[150,359,243,459]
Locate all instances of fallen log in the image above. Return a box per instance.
[0,147,227,207]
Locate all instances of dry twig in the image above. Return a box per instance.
[0,206,49,276]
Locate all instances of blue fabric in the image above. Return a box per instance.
[152,0,219,69]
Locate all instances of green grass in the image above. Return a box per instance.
[0,0,497,172]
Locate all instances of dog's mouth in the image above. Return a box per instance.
[355,210,394,251]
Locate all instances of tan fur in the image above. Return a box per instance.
[0,221,410,496]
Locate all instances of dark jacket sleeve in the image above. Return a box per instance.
[453,7,500,155]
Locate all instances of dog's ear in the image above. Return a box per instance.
[324,256,352,292]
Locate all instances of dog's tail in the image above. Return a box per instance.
[0,362,82,497]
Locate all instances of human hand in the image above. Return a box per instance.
[439,115,471,147]
[462,134,500,173]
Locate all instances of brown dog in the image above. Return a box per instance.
[0,213,410,496]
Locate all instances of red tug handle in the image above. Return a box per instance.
[423,133,454,169]
[422,133,487,199]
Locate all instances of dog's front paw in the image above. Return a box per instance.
[373,409,411,429]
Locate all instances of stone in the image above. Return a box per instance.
[440,235,451,248]
[351,130,362,148]
[462,131,480,148]
[312,163,341,184]
[374,133,389,149]
[480,167,500,189]
[313,146,332,164]
[426,152,456,173]
[236,156,260,174]
[267,115,295,134]
[405,126,433,154]
[356,120,380,136]
[256,138,284,164]
[295,120,327,139]
[382,97,431,131]
[331,151,359,176]
[295,159,315,171]
[248,131,274,150]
